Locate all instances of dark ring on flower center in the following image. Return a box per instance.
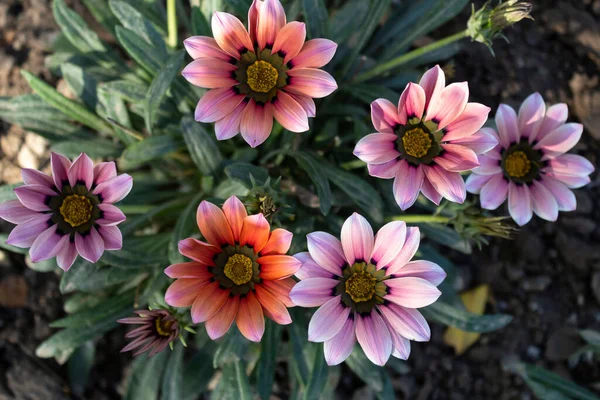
[335,261,389,313]
[233,48,289,104]
[211,244,261,296]
[395,118,444,165]
[501,140,544,184]
[46,183,102,237]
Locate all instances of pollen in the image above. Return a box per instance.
[224,254,254,285]
[155,317,175,337]
[402,128,432,158]
[59,194,93,227]
[504,150,531,178]
[246,60,278,93]
[345,271,377,303]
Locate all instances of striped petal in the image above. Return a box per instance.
[74,228,104,263]
[30,225,66,262]
[271,21,306,64]
[294,252,336,280]
[495,104,519,147]
[530,180,559,222]
[435,144,479,172]
[6,214,51,247]
[255,285,292,325]
[423,165,466,204]
[205,295,239,340]
[371,98,402,134]
[178,238,220,266]
[22,168,53,188]
[0,200,40,224]
[256,0,286,49]
[261,228,293,256]
[518,92,545,142]
[56,241,78,271]
[93,162,117,186]
[286,68,337,98]
[288,93,316,118]
[480,173,509,210]
[538,103,568,139]
[443,103,491,142]
[324,317,356,366]
[182,58,237,89]
[356,311,392,366]
[307,232,346,277]
[97,225,122,250]
[211,12,254,58]
[472,156,502,175]
[390,329,411,360]
[508,183,533,226]
[421,176,443,205]
[195,88,246,123]
[385,227,420,275]
[465,173,492,195]
[419,65,445,114]
[390,260,446,286]
[452,127,499,154]
[258,255,301,280]
[197,200,235,247]
[398,82,425,122]
[425,82,469,129]
[353,133,399,164]
[222,195,248,242]
[240,99,274,148]
[534,123,583,155]
[367,159,400,179]
[240,214,271,253]
[307,296,350,342]
[340,213,374,265]
[215,101,246,141]
[289,277,338,307]
[165,278,209,307]
[236,291,265,342]
[14,184,54,212]
[50,152,72,190]
[540,176,576,212]
[384,277,441,308]
[262,278,295,307]
[544,154,594,177]
[68,153,94,190]
[92,174,133,204]
[379,304,430,341]
[96,203,126,226]
[370,221,406,269]
[183,36,231,61]
[393,161,424,211]
[191,282,230,323]
[164,262,211,279]
[290,38,337,69]
[273,91,309,133]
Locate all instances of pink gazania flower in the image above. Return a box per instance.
[466,93,595,226]
[290,213,446,366]
[182,0,338,148]
[118,309,180,357]
[0,152,132,271]
[353,65,497,210]
[164,195,300,342]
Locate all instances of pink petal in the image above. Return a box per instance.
[495,104,519,147]
[215,101,246,141]
[435,144,479,172]
[271,21,306,64]
[379,304,430,341]
[248,0,260,44]
[164,278,208,307]
[472,156,502,175]
[544,154,594,177]
[356,311,392,366]
[508,183,533,226]
[518,92,545,142]
[30,225,66,262]
[353,133,399,164]
[0,200,40,224]
[222,195,248,242]
[262,278,295,307]
[241,99,274,148]
[367,159,400,179]
[419,65,445,115]
[393,161,424,211]
[286,68,337,98]
[22,168,53,188]
[273,91,309,133]
[480,173,509,210]
[465,173,492,195]
[442,103,490,142]
[97,225,123,250]
[370,221,406,269]
[425,82,469,129]
[178,238,220,266]
[340,213,374,265]
[14,184,55,212]
[57,241,78,271]
[289,277,338,307]
[261,228,293,256]
[256,284,293,324]
[420,176,443,205]
[390,329,411,360]
[534,123,583,155]
[308,296,351,342]
[385,227,420,275]
[423,165,466,204]
[371,98,402,134]
[75,228,105,263]
[93,162,117,186]
[545,173,590,189]
[537,103,568,140]
[256,0,286,49]
[258,254,301,280]
[183,36,231,61]
[205,295,239,340]
[68,153,94,190]
[288,93,316,118]
[96,203,126,226]
[452,127,499,155]
[290,38,337,69]
[6,214,51,247]
[294,252,336,280]
[391,260,446,286]
[384,277,441,308]
[92,174,133,204]
[397,82,425,122]
[324,317,356,366]
[240,214,271,253]
[164,262,211,279]
[236,290,265,342]
[50,152,72,190]
[182,58,238,89]
[211,12,254,59]
[530,180,559,222]
[191,282,230,323]
[307,232,346,277]
[197,200,235,247]
[195,88,246,123]
[540,176,576,211]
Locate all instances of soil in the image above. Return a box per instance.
[1,0,600,399]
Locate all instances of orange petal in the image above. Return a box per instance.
[222,196,247,242]
[255,285,292,325]
[239,214,270,253]
[178,238,220,266]
[190,281,231,323]
[164,262,212,279]
[205,295,240,340]
[236,291,265,342]
[258,255,302,280]
[197,200,234,246]
[260,228,293,256]
[262,278,296,307]
[164,278,209,307]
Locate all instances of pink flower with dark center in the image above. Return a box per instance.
[182,0,338,147]
[353,65,496,210]
[0,152,132,271]
[466,92,595,226]
[118,309,180,357]
[290,213,446,366]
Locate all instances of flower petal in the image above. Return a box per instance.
[370,221,406,269]
[423,165,466,204]
[534,123,583,155]
[435,144,479,172]
[290,38,337,69]
[340,213,374,265]
[6,214,51,247]
[240,214,271,253]
[191,282,230,323]
[22,168,53,188]
[258,255,301,280]
[255,285,292,325]
[308,296,351,342]
[425,82,469,129]
[261,228,293,255]
[286,68,337,98]
[195,88,246,123]
[530,180,559,222]
[74,228,105,263]
[544,173,590,189]
[0,200,40,224]
[398,82,426,122]
[353,133,399,164]
[495,104,519,147]
[93,162,117,186]
[211,12,254,58]
[241,99,274,148]
[93,174,133,204]
[391,260,446,286]
[472,156,502,175]
[465,173,492,195]
[56,241,78,271]
[262,278,295,307]
[165,278,209,307]
[222,195,248,242]
[390,329,411,360]
[288,93,316,118]
[256,0,286,49]
[452,127,499,155]
[97,225,122,250]
[164,262,211,279]
[324,317,356,366]
[272,21,306,64]
[14,184,54,212]
[356,312,392,366]
[182,58,238,89]
[385,227,420,275]
[544,154,594,177]
[384,277,441,308]
[215,101,246,141]
[51,152,72,190]
[367,159,400,179]
[236,291,265,342]
[183,36,231,61]
[96,203,126,226]
[30,225,66,262]
[479,173,509,210]
[206,295,240,340]
[294,251,336,280]
[371,98,402,134]
[420,176,443,206]
[419,65,445,115]
[508,183,533,226]
[197,200,235,247]
[307,232,346,277]
[393,161,424,211]
[540,176,576,211]
[518,92,545,142]
[379,304,430,342]
[178,238,220,266]
[68,153,94,190]
[443,103,491,142]
[273,91,309,133]
[538,103,568,139]
[289,277,338,307]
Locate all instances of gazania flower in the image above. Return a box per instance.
[118,309,180,357]
[182,0,338,147]
[353,65,497,210]
[466,93,595,226]
[290,213,446,366]
[0,152,132,271]
[164,195,300,342]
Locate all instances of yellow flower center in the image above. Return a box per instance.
[402,128,432,158]
[246,60,278,93]
[345,271,377,303]
[224,254,254,285]
[504,151,531,178]
[155,317,174,337]
[60,194,93,227]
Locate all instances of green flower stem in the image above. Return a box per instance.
[352,30,469,84]
[389,215,452,224]
[167,0,178,48]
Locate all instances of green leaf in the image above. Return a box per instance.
[213,179,249,199]
[257,321,282,400]
[224,0,253,17]
[213,328,249,368]
[27,257,59,272]
[125,351,169,400]
[59,259,98,294]
[330,0,370,44]
[100,245,168,270]
[302,0,329,39]
[343,84,398,106]
[98,87,137,144]
[145,51,186,134]
[417,223,472,254]
[52,0,107,53]
[303,346,328,400]
[580,330,600,347]
[292,152,332,215]
[115,26,162,75]
[288,310,310,386]
[421,301,513,333]
[80,0,119,36]
[345,348,384,392]
[0,233,27,255]
[215,360,252,400]
[169,192,204,265]
[21,70,112,133]
[224,162,269,188]
[0,184,19,204]
[161,343,185,400]
[51,290,135,328]
[201,0,224,21]
[191,6,212,36]
[181,116,224,175]
[183,350,215,400]
[102,80,148,103]
[68,341,96,397]
[122,135,185,164]
[51,138,123,159]
[61,63,101,114]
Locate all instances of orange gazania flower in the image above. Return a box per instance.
[164,195,300,342]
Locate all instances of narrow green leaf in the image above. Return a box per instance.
[122,135,185,164]
[181,116,223,175]
[27,257,59,272]
[292,152,332,215]
[53,0,107,53]
[217,360,252,400]
[125,351,169,400]
[169,192,204,264]
[59,259,98,294]
[98,87,137,144]
[51,138,123,159]
[421,301,513,333]
[224,0,253,18]
[201,0,224,21]
[213,328,248,368]
[51,290,135,329]
[302,0,329,39]
[100,246,169,269]
[580,330,600,347]
[257,321,283,400]
[0,184,19,204]
[303,346,328,400]
[288,310,310,386]
[102,80,148,103]
[417,223,472,254]
[80,0,119,36]
[330,0,369,44]
[191,6,212,36]
[61,63,101,114]
[224,162,269,188]
[161,343,185,400]
[68,341,96,397]
[0,233,27,255]
[343,84,398,106]
[183,350,215,400]
[345,348,384,392]
[115,26,162,75]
